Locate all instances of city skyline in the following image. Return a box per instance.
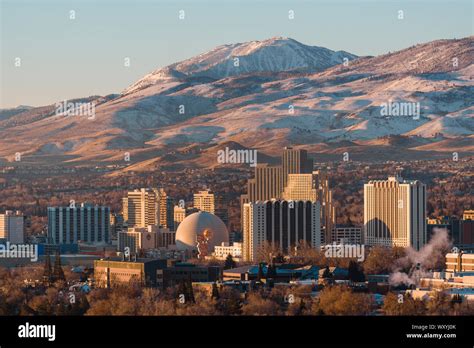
[0,0,473,344]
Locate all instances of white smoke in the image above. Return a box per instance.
[389,227,452,286]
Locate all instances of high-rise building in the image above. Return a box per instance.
[123,188,173,230]
[0,210,24,244]
[314,170,336,244]
[281,147,313,188]
[193,190,215,214]
[122,189,157,228]
[364,175,426,250]
[173,205,187,231]
[154,188,174,230]
[47,203,110,244]
[242,200,320,262]
[282,173,317,201]
[109,213,124,240]
[282,171,336,244]
[240,148,315,232]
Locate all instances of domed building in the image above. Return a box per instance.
[175,211,229,254]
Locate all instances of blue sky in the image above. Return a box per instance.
[1,0,472,108]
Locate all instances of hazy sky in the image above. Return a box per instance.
[1,0,472,108]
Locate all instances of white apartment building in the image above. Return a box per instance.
[213,242,242,261]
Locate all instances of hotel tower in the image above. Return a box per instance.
[364,175,426,250]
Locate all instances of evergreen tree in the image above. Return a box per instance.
[52,251,65,282]
[257,263,264,281]
[267,264,277,279]
[42,253,52,286]
[224,254,236,270]
[322,266,332,279]
[275,253,285,263]
[186,274,195,303]
[211,282,220,300]
[348,261,365,282]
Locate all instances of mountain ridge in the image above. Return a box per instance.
[1,36,472,170]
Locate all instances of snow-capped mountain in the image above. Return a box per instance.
[123,37,358,94]
[0,36,472,170]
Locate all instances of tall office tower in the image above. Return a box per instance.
[314,170,336,244]
[109,213,124,240]
[47,203,110,244]
[282,171,336,244]
[193,190,216,214]
[173,205,187,231]
[242,200,320,262]
[364,175,426,250]
[282,174,318,201]
[252,164,283,201]
[154,188,174,230]
[281,147,313,188]
[122,188,157,228]
[0,210,24,243]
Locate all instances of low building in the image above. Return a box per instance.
[118,226,157,253]
[158,262,221,288]
[94,258,167,287]
[213,242,242,261]
[157,228,175,248]
[223,264,319,282]
[331,226,362,245]
[446,252,474,272]
[463,210,474,220]
[117,226,176,253]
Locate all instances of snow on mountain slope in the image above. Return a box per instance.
[123,37,357,94]
[0,36,472,167]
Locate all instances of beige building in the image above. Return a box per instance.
[282,174,317,201]
[0,210,24,244]
[122,189,158,228]
[118,226,158,253]
[281,147,313,188]
[242,164,283,206]
[123,188,173,229]
[463,210,474,220]
[118,225,176,252]
[173,205,186,230]
[154,188,174,229]
[157,228,176,249]
[193,190,215,214]
[446,252,474,272]
[213,242,242,261]
[94,258,167,288]
[364,175,426,250]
